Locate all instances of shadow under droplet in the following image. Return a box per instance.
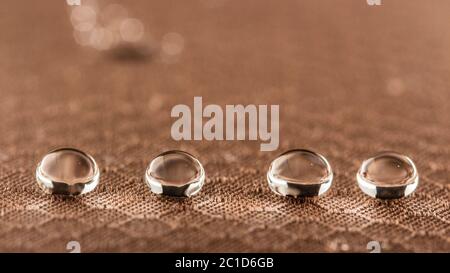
[106,43,153,63]
[282,195,319,205]
[50,194,82,203]
[157,195,193,204]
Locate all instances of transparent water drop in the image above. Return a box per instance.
[357,151,418,199]
[145,150,205,197]
[267,149,333,197]
[36,148,100,196]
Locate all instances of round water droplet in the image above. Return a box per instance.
[357,151,418,199]
[145,150,205,197]
[36,148,100,196]
[267,149,333,197]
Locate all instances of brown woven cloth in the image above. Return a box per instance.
[0,0,449,252]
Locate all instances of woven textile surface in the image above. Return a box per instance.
[0,0,449,252]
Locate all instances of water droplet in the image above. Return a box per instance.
[145,150,205,197]
[357,151,418,199]
[267,149,333,197]
[36,148,100,196]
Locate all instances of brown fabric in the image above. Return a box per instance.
[0,0,449,252]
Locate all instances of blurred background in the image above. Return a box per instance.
[0,0,449,252]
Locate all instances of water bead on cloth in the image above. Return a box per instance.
[267,149,333,197]
[35,147,100,196]
[357,151,419,199]
[144,150,205,197]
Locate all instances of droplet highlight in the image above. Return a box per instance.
[267,149,333,197]
[36,148,100,196]
[357,151,418,199]
[145,150,205,197]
